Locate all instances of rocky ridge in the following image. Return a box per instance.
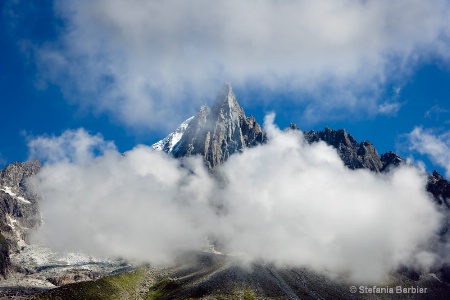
[303,127,384,172]
[300,125,450,207]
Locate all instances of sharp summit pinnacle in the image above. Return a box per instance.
[155,83,266,169]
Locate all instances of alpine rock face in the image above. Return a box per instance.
[154,84,266,169]
[0,161,41,278]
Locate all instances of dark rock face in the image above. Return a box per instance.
[427,170,450,207]
[380,151,404,172]
[172,84,266,169]
[0,160,41,279]
[0,233,9,279]
[304,127,383,172]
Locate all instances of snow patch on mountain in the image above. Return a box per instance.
[6,215,27,248]
[152,116,194,153]
[1,186,31,204]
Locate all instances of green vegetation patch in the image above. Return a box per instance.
[146,277,180,300]
[243,288,258,300]
[35,268,146,300]
[34,269,262,300]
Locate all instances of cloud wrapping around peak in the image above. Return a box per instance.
[29,116,443,282]
[31,0,450,130]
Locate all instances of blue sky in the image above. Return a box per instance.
[1,0,450,178]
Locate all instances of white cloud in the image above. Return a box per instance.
[30,147,215,264]
[27,128,116,164]
[407,127,450,178]
[31,0,450,130]
[377,101,402,116]
[29,118,443,283]
[425,105,449,120]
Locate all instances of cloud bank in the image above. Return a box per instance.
[27,128,117,164]
[29,116,442,282]
[30,0,450,130]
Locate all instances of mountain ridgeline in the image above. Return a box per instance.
[154,84,450,208]
[156,84,403,172]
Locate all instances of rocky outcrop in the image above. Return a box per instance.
[171,84,266,169]
[0,160,41,279]
[380,151,404,172]
[427,170,450,207]
[0,161,41,192]
[303,127,383,172]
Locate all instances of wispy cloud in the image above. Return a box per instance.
[377,101,402,116]
[407,127,450,178]
[18,0,450,131]
[29,118,442,282]
[425,105,449,120]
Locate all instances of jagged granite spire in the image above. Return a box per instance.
[171,84,265,169]
[210,83,245,122]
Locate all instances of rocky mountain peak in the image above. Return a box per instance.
[380,151,404,172]
[167,84,265,169]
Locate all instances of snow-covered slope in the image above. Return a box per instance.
[151,116,194,153]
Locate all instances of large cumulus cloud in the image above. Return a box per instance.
[29,116,443,282]
[25,0,450,129]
